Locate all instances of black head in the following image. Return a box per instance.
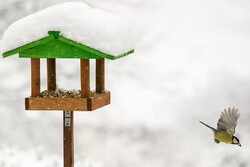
[232,136,241,147]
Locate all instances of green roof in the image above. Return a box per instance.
[2,31,134,60]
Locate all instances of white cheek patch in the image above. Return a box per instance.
[233,138,238,143]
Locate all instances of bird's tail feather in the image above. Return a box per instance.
[199,121,216,131]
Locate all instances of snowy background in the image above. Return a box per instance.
[0,0,250,167]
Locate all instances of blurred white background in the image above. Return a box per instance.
[0,0,250,166]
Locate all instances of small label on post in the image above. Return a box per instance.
[65,111,71,118]
[65,118,71,126]
[64,111,71,127]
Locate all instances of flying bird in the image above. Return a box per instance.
[199,107,241,147]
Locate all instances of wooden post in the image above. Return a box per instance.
[80,59,90,98]
[31,58,40,97]
[63,111,74,167]
[96,58,105,93]
[47,58,56,91]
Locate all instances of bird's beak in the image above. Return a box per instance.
[238,143,242,147]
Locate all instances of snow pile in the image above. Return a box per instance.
[0,2,134,56]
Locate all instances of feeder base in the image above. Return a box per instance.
[25,91,110,111]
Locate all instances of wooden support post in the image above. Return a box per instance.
[63,111,74,167]
[80,59,90,98]
[96,58,105,93]
[47,58,56,91]
[31,58,40,97]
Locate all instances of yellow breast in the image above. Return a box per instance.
[214,131,233,143]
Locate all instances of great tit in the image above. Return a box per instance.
[199,107,241,147]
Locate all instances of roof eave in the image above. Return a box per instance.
[102,49,134,60]
[2,35,55,58]
[2,31,134,60]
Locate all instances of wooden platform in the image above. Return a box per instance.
[25,91,110,111]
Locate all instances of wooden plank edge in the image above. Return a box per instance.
[25,91,110,111]
[88,91,111,111]
[25,97,88,111]
[3,35,54,58]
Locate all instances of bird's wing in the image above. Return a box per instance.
[217,107,240,134]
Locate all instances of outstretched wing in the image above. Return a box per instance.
[217,107,240,134]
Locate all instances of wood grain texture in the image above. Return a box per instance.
[88,91,110,111]
[25,97,87,111]
[25,92,110,111]
[31,58,40,97]
[63,111,74,167]
[96,58,105,93]
[80,59,90,98]
[47,58,56,91]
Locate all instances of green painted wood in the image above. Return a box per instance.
[104,49,134,60]
[58,36,134,60]
[20,39,100,59]
[3,35,54,58]
[2,31,134,60]
[48,31,60,39]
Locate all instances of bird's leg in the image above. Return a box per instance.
[214,139,220,144]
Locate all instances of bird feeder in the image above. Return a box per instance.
[2,30,134,166]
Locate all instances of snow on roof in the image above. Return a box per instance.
[0,2,134,56]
